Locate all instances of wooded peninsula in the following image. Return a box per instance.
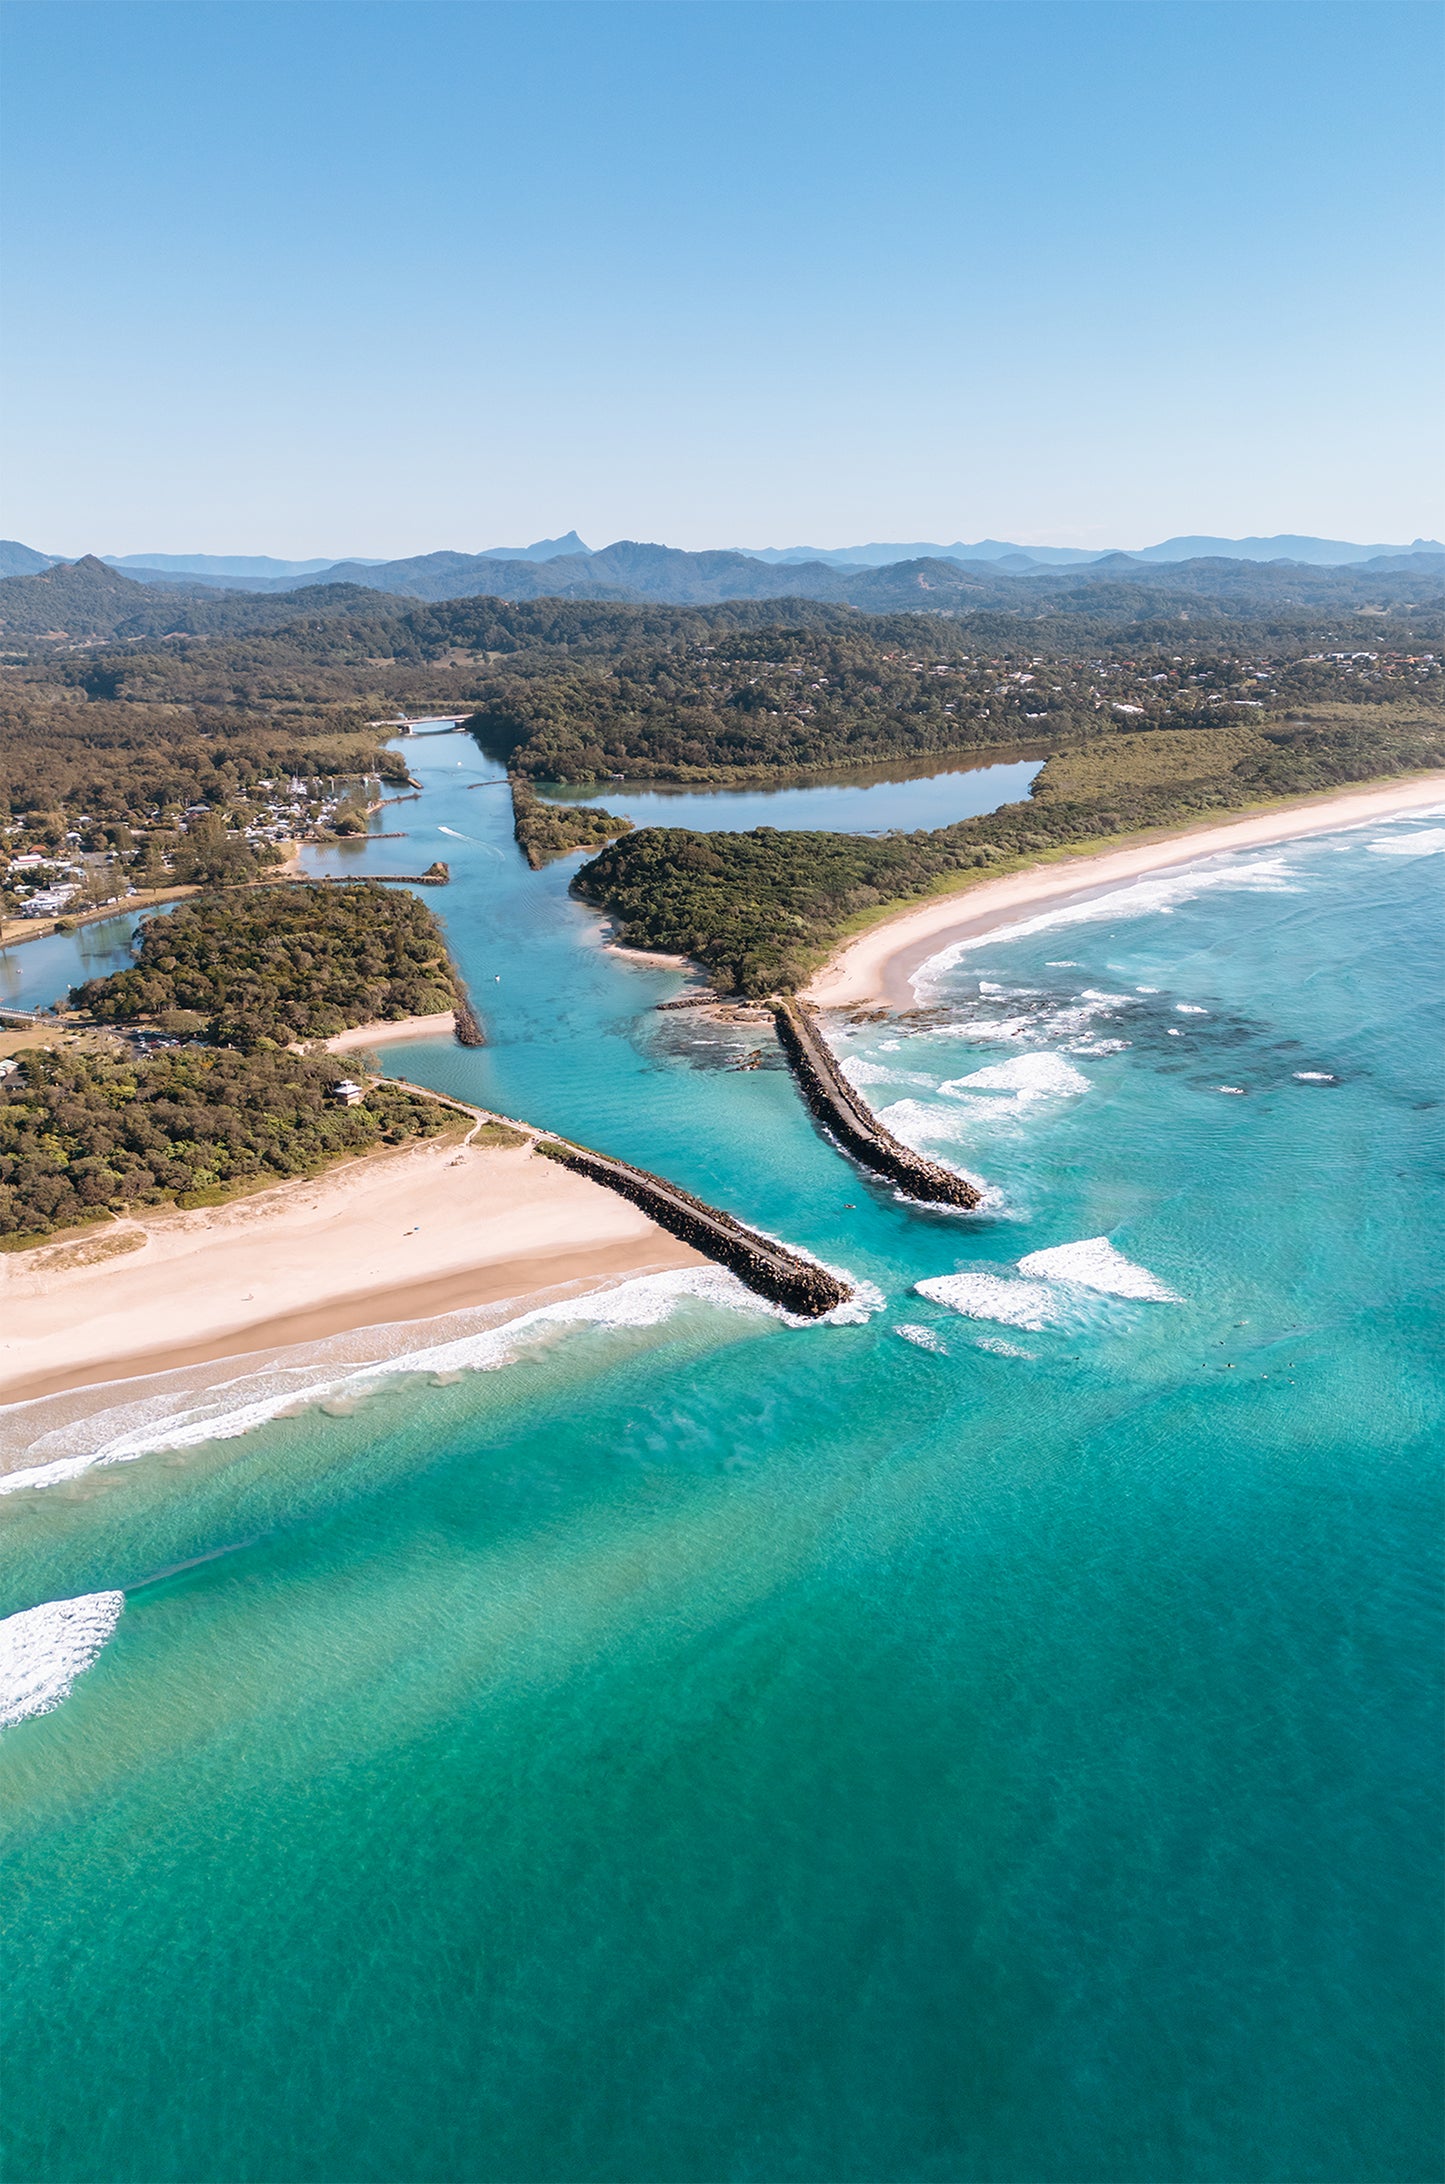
[2,554,1439,1232]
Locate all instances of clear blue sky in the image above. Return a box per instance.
[3,1,1440,557]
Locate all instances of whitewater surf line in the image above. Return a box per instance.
[770,999,982,1209]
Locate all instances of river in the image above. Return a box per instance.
[1,740,1440,2184]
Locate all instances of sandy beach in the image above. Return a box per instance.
[804,777,1444,1009]
[324,1011,456,1051]
[0,1130,702,1407]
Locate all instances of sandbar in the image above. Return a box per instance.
[0,1131,702,1408]
[324,1012,456,1051]
[803,777,1444,1009]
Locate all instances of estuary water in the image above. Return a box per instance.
[2,744,1441,2184]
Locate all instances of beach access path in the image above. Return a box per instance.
[0,1127,703,1407]
[803,776,1444,1009]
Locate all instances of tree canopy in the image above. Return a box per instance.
[0,1045,448,1240]
[74,883,460,1048]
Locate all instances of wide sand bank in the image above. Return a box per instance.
[804,777,1444,1009]
[0,1131,702,1406]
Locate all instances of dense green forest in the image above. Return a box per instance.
[74,884,460,1047]
[509,778,632,867]
[4,561,1438,923]
[470,626,1443,786]
[574,711,1445,995]
[0,1046,448,1240]
[0,689,406,824]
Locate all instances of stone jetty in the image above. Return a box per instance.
[536,1138,850,1318]
[770,997,981,1210]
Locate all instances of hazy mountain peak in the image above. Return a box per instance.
[479,532,590,562]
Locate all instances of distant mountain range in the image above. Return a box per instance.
[2,530,1440,595]
[736,533,1445,569]
[1,544,1438,644]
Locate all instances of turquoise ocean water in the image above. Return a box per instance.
[1,748,1441,2183]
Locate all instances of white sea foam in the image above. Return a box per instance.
[1293,1071,1336,1083]
[877,1097,988,1148]
[1217,1085,1246,1095]
[914,1271,1063,1330]
[917,1234,1181,1331]
[895,1323,948,1354]
[840,1057,934,1090]
[912,851,1304,997]
[971,1334,1035,1358]
[1016,1237,1182,1301]
[0,1591,124,1730]
[1369,827,1445,855]
[1175,1003,1209,1015]
[0,1265,836,1496]
[940,1052,1090,1100]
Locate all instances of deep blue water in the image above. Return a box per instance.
[1,750,1440,2184]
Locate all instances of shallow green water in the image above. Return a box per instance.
[2,758,1441,2183]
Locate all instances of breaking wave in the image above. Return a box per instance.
[1016,1236,1182,1301]
[912,850,1305,998]
[1369,827,1445,855]
[1,1263,870,1498]
[916,1235,1183,1330]
[940,1052,1090,1100]
[0,1591,124,1730]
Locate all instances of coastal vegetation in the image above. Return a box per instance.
[574,710,1445,994]
[0,1045,448,1241]
[73,884,461,1048]
[509,778,633,867]
[3,561,1435,922]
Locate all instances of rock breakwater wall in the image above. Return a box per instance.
[771,998,981,1209]
[536,1139,850,1318]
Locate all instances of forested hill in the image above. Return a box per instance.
[471,625,1444,785]
[270,541,1445,614]
[0,557,397,641]
[3,544,1439,642]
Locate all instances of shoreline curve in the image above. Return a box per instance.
[802,776,1444,1010]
